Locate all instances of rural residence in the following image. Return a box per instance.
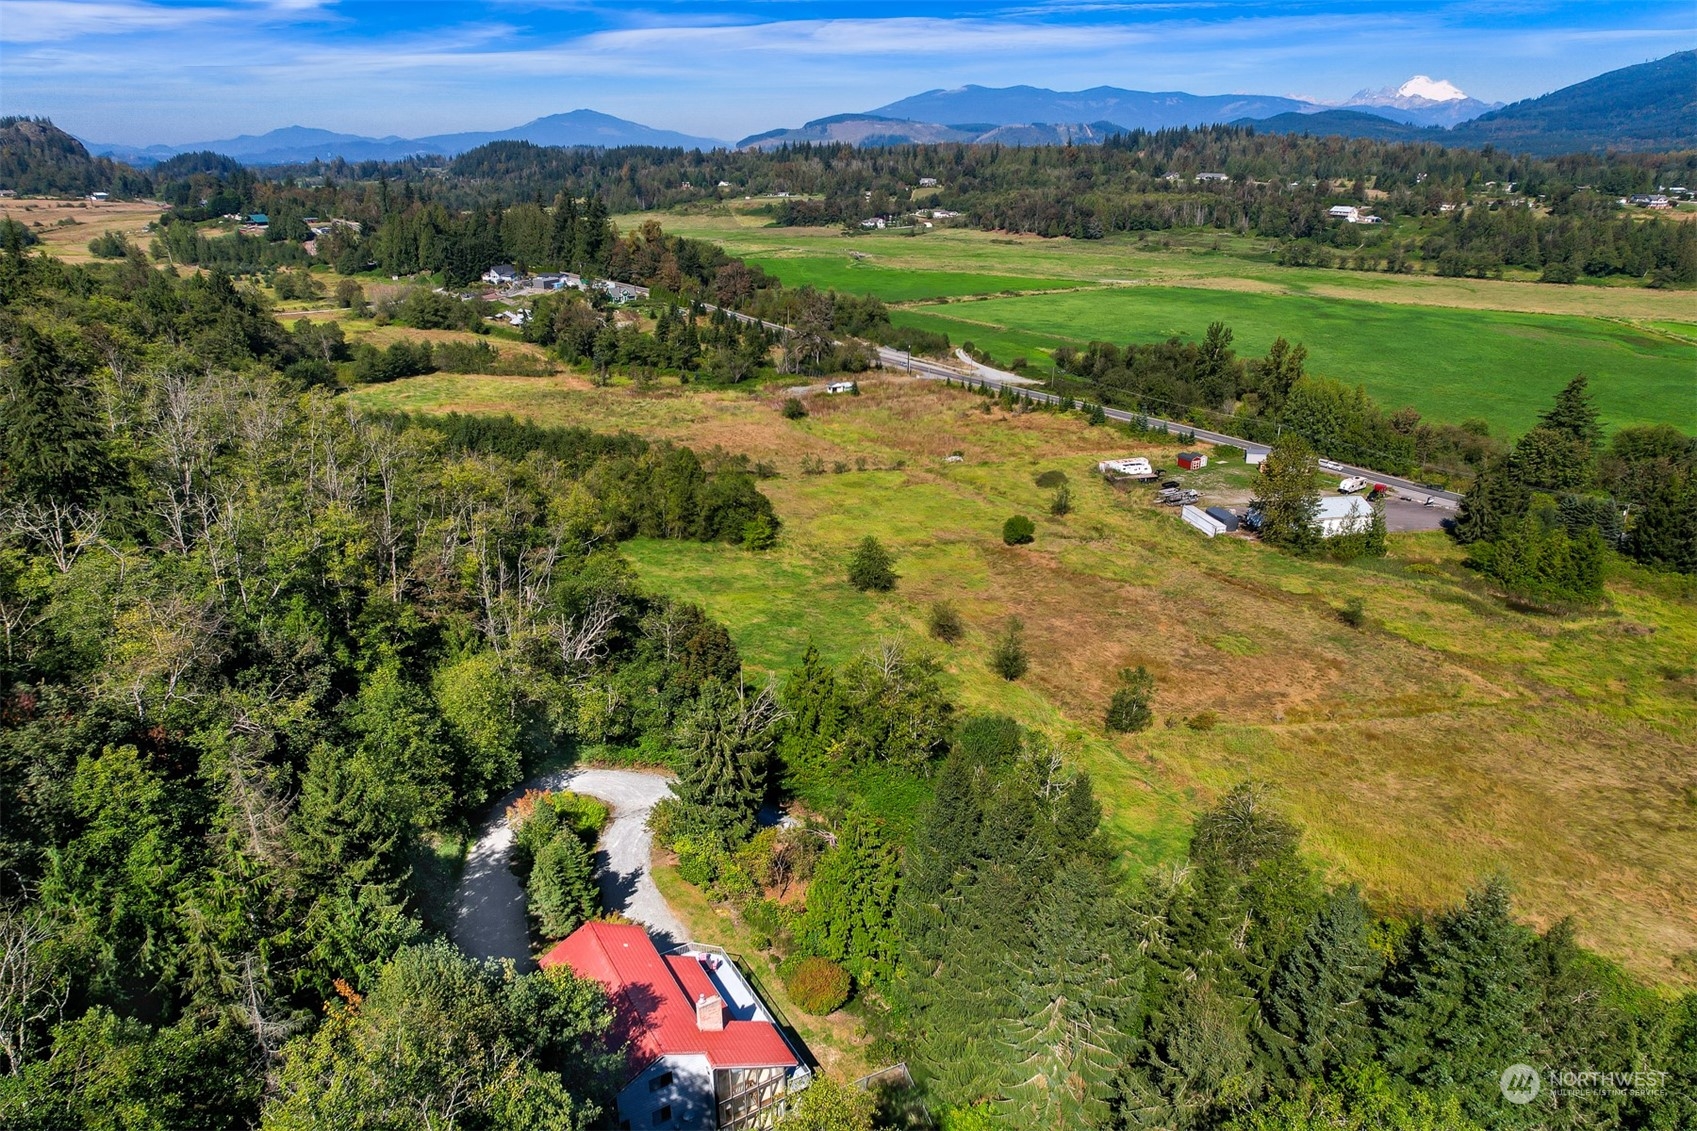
[541,922,809,1130]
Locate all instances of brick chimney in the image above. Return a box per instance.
[695,993,724,1032]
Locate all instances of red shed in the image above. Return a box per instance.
[1177,451,1208,470]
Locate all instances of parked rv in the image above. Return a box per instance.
[1338,477,1369,493]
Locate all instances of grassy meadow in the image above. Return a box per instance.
[889,288,1696,433]
[346,368,1697,990]
[627,208,1697,436]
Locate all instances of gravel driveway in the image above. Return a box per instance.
[448,766,682,969]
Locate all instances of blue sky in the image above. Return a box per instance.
[2,1,1690,145]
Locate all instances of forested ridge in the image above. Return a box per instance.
[0,232,1694,1127]
[8,113,1692,287]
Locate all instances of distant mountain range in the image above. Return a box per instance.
[737,114,1131,151]
[1239,52,1696,156]
[735,74,1506,150]
[52,50,1697,168]
[86,110,727,166]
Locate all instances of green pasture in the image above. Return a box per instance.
[891,288,1697,434]
[605,382,1697,985]
[741,255,1079,302]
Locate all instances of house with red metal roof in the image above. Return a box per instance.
[542,921,810,1130]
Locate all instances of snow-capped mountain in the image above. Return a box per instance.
[1338,76,1501,127]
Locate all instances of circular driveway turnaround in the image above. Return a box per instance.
[448,766,683,970]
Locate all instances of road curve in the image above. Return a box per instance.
[448,766,684,970]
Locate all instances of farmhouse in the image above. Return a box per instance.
[542,923,807,1130]
[482,264,521,285]
[918,177,939,187]
[1195,172,1229,183]
[1327,205,1360,222]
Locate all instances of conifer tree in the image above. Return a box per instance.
[1376,878,1538,1117]
[1001,862,1142,1130]
[671,679,782,838]
[1251,434,1322,553]
[1261,886,1381,1081]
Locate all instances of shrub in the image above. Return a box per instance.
[846,536,896,591]
[87,230,131,258]
[741,898,785,950]
[927,600,964,644]
[1105,667,1155,733]
[742,515,777,551]
[1186,710,1220,732]
[510,790,609,880]
[1002,515,1036,545]
[1339,597,1366,627]
[1049,485,1072,516]
[1033,470,1068,489]
[782,397,808,420]
[785,956,851,1015]
[989,618,1028,681]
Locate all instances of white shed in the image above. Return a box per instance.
[1315,496,1374,537]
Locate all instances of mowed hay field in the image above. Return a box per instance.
[347,369,1697,989]
[629,210,1697,435]
[889,289,1697,434]
[1,198,164,264]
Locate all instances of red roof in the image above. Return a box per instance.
[541,922,798,1073]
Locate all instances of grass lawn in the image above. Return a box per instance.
[890,288,1697,434]
[353,367,1697,990]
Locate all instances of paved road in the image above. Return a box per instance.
[617,286,1460,506]
[873,345,1462,507]
[449,767,684,970]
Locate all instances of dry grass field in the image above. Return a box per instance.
[347,367,1697,991]
[1,198,164,264]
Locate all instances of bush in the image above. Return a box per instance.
[1105,666,1155,733]
[782,397,808,420]
[87,230,131,258]
[1339,597,1366,627]
[510,789,609,879]
[1186,710,1220,732]
[742,515,777,551]
[989,618,1028,681]
[1049,485,1072,516]
[927,600,964,644]
[846,536,896,591]
[785,956,851,1015]
[1002,515,1035,545]
[1033,470,1068,489]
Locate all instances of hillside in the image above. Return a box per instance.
[1235,108,1444,143]
[0,116,151,196]
[1448,50,1697,155]
[738,114,1132,150]
[870,83,1309,130]
[87,110,726,167]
